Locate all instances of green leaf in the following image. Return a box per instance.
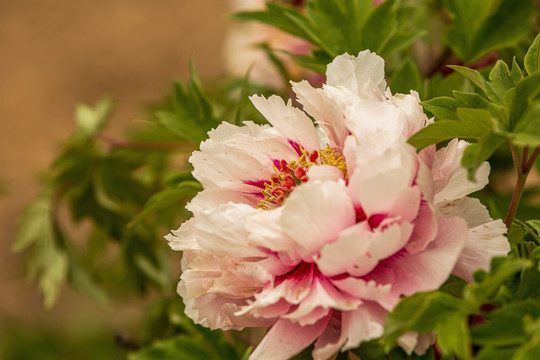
[133,253,170,290]
[408,108,494,149]
[452,91,500,117]
[471,0,534,62]
[476,346,518,360]
[511,58,525,85]
[485,60,514,105]
[509,73,540,132]
[128,327,238,360]
[384,291,464,350]
[361,0,397,56]
[421,96,460,120]
[231,3,311,42]
[461,133,505,178]
[524,33,540,76]
[305,0,372,57]
[15,191,68,309]
[290,51,331,74]
[442,0,492,61]
[75,97,114,136]
[471,301,540,346]
[129,181,202,226]
[465,257,531,307]
[390,59,423,96]
[448,65,486,92]
[155,67,220,143]
[234,67,253,126]
[435,312,471,360]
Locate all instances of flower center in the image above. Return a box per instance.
[257,145,347,209]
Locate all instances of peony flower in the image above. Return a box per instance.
[167,50,509,359]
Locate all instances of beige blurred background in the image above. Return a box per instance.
[0,0,229,333]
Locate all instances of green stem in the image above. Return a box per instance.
[504,145,540,229]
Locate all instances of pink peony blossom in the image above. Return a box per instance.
[167,50,509,359]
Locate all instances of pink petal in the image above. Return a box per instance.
[249,316,331,360]
[405,201,438,254]
[281,180,356,261]
[317,222,414,277]
[313,314,346,360]
[371,216,469,310]
[332,277,391,301]
[178,280,246,331]
[284,277,360,325]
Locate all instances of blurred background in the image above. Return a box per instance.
[0,0,229,357]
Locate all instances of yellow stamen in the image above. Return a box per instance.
[256,145,348,209]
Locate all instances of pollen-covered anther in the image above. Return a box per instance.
[256,145,348,209]
[294,167,308,182]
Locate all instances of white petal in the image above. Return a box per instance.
[434,162,490,204]
[246,207,303,261]
[307,164,345,182]
[438,196,493,228]
[341,303,386,350]
[194,203,265,257]
[292,80,349,148]
[250,94,320,152]
[452,219,509,282]
[326,50,386,95]
[191,121,296,192]
[357,167,413,216]
[345,97,409,137]
[166,217,200,251]
[433,140,491,204]
[387,91,430,137]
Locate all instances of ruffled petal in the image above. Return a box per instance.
[371,216,469,310]
[249,315,331,360]
[250,94,320,152]
[193,203,265,257]
[292,80,349,148]
[281,180,356,260]
[341,303,386,350]
[438,196,493,228]
[452,219,509,282]
[191,121,296,193]
[317,222,414,277]
[326,50,386,95]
